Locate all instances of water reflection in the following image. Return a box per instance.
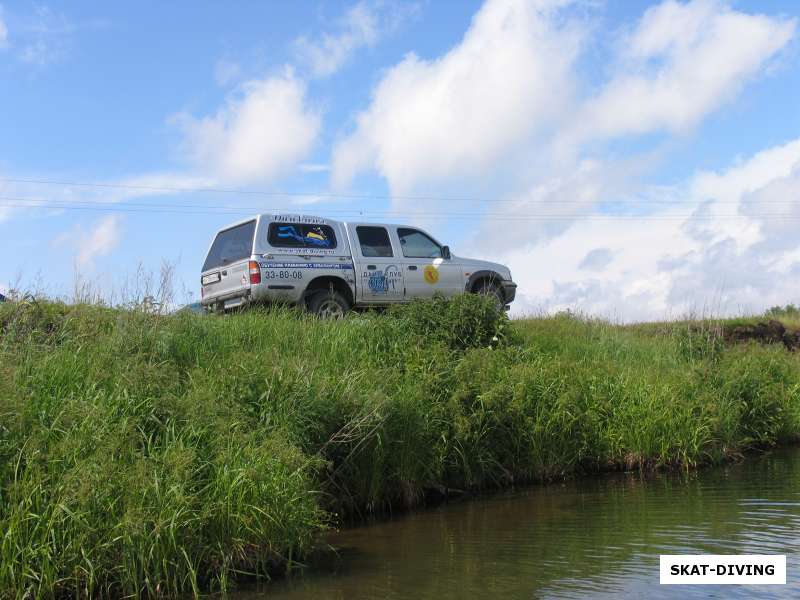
[245,447,800,599]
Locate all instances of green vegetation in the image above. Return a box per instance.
[764,304,800,330]
[1,296,799,597]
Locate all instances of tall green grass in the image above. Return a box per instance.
[1,296,799,597]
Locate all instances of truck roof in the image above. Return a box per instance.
[214,213,339,231]
[214,213,417,232]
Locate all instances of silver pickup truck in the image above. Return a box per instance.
[199,214,516,316]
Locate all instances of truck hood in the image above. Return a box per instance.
[455,256,512,281]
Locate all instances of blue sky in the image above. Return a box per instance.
[1,0,799,319]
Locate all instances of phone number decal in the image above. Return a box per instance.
[264,270,304,280]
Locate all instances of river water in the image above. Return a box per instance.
[247,447,800,599]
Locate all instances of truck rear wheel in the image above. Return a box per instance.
[308,290,351,319]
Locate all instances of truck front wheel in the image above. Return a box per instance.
[308,290,351,319]
[476,281,504,311]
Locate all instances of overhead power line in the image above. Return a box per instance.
[0,177,503,204]
[1,196,798,220]
[1,176,797,205]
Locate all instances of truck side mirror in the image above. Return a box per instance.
[442,245,451,260]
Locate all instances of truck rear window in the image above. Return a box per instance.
[202,220,256,271]
[356,226,393,257]
[267,223,337,249]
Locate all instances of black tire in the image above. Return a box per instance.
[308,290,351,318]
[476,281,504,311]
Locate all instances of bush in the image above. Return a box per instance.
[766,304,799,317]
[387,293,511,351]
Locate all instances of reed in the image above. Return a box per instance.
[1,296,798,597]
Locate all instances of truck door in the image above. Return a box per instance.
[395,227,463,298]
[350,225,405,303]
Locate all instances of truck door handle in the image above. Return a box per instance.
[367,265,377,270]
[408,265,417,271]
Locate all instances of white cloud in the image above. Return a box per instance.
[500,137,800,320]
[176,70,321,185]
[435,0,798,320]
[331,0,584,193]
[477,155,658,250]
[299,163,330,173]
[500,210,691,320]
[17,5,74,66]
[0,12,8,48]
[692,139,800,202]
[332,0,794,197]
[113,172,217,197]
[53,216,122,269]
[567,0,795,145]
[294,0,417,78]
[0,171,218,225]
[78,215,121,268]
[295,1,378,77]
[214,58,243,87]
[20,39,53,64]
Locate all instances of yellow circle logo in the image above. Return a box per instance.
[424,265,439,284]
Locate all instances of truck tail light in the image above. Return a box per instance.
[248,261,261,285]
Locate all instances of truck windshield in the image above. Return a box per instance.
[202,220,256,271]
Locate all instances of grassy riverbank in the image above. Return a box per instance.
[1,296,799,597]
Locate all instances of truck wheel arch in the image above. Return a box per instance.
[303,276,355,308]
[467,271,505,300]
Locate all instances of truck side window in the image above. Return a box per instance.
[356,226,393,257]
[268,223,337,249]
[202,220,256,271]
[397,228,442,259]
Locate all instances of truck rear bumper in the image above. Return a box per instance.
[200,288,251,309]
